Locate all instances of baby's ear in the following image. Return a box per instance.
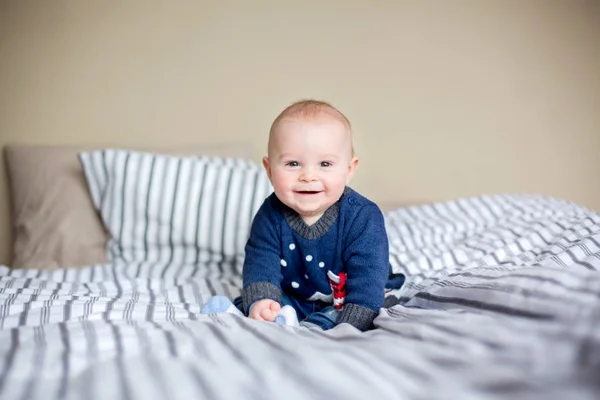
[262,157,273,180]
[346,156,359,183]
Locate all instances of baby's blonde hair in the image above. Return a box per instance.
[268,99,354,155]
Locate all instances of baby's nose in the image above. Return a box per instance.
[299,168,317,181]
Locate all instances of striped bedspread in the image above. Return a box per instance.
[1,194,599,400]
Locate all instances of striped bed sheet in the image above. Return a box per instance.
[0,194,599,400]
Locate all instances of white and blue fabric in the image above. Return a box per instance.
[1,151,599,400]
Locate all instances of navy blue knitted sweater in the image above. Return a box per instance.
[241,187,390,331]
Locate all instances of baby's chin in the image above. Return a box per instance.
[288,202,334,219]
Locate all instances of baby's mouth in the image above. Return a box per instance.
[295,190,322,195]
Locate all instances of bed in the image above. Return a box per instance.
[1,145,599,400]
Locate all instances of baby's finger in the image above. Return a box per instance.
[249,308,265,321]
[260,308,276,322]
[252,314,265,321]
[270,302,281,313]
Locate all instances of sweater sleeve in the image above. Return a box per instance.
[241,197,283,314]
[338,204,389,331]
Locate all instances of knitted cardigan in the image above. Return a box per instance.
[241,187,390,331]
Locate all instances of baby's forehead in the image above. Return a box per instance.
[268,100,355,156]
[269,116,354,157]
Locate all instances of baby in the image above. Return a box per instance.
[203,99,403,331]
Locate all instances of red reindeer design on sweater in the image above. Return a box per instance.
[327,271,347,310]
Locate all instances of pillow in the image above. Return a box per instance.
[78,149,273,264]
[4,145,108,269]
[3,143,254,269]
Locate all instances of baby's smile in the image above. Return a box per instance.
[294,190,323,196]
[295,190,321,193]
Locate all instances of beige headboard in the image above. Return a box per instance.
[1,1,599,266]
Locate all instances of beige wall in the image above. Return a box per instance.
[1,1,599,266]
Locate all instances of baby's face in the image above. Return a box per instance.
[263,116,358,225]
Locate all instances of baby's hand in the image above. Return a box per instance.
[249,299,281,322]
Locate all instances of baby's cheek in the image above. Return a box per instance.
[271,176,289,192]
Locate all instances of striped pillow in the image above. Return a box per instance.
[78,149,273,264]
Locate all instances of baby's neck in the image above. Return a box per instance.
[301,214,323,226]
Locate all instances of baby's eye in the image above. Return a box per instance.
[320,161,332,167]
[286,161,300,167]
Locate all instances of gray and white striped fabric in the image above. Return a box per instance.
[78,149,272,265]
[1,194,599,400]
